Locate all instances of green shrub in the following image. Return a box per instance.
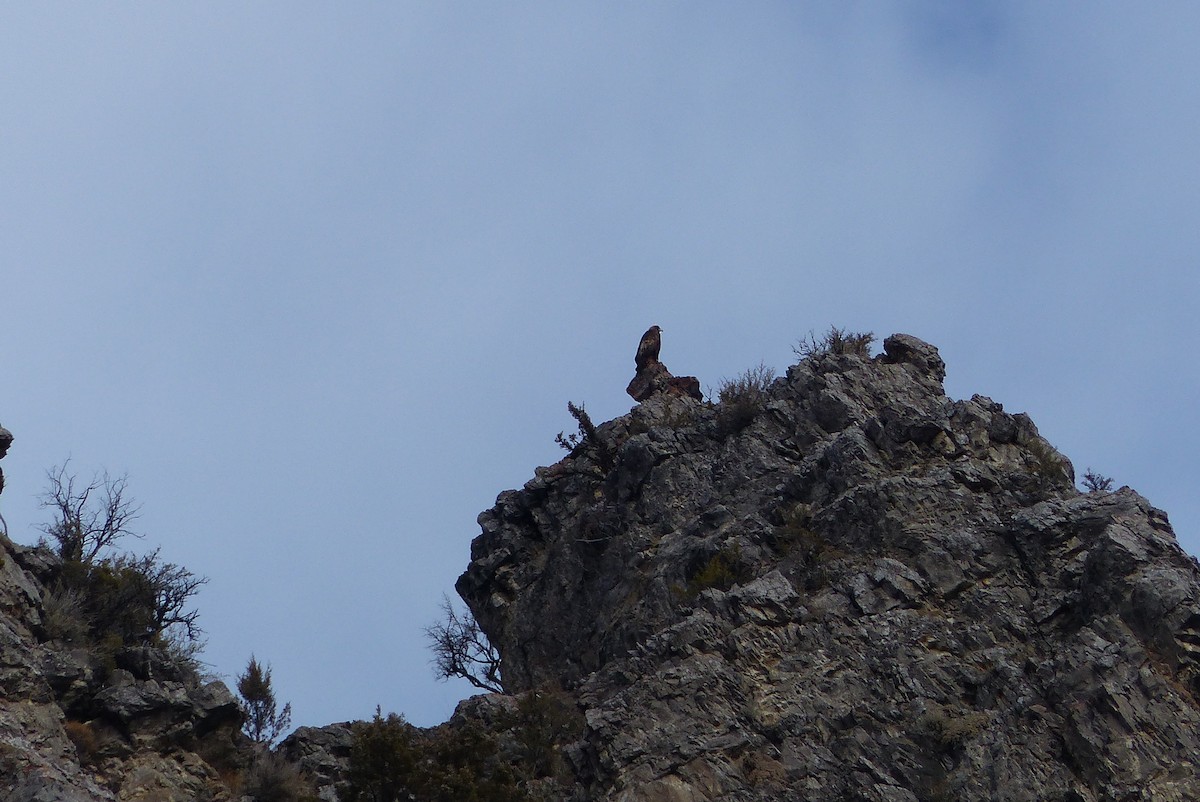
[423,722,525,802]
[555,402,614,472]
[47,552,205,648]
[344,710,417,802]
[344,709,526,802]
[237,656,293,746]
[677,544,747,599]
[508,690,585,781]
[41,586,90,643]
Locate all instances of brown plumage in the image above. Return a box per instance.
[635,325,662,371]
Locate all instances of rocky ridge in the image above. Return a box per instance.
[7,333,1200,801]
[0,531,245,801]
[452,333,1200,800]
[0,424,246,801]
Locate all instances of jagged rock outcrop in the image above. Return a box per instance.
[458,334,1200,801]
[280,723,354,801]
[626,326,702,403]
[10,333,1200,801]
[0,532,246,801]
[0,423,12,516]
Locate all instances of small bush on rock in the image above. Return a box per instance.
[919,708,989,750]
[715,363,776,434]
[241,751,318,802]
[508,689,586,781]
[555,402,614,472]
[1081,468,1114,493]
[41,586,89,643]
[345,710,417,802]
[793,326,875,359]
[677,544,748,599]
[1026,440,1073,489]
[37,465,207,660]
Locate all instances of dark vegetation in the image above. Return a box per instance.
[227,657,314,800]
[345,691,584,802]
[714,363,776,435]
[425,596,505,694]
[556,401,614,472]
[346,709,525,802]
[238,655,294,746]
[37,463,206,672]
[793,326,875,359]
[1082,468,1115,493]
[240,751,319,802]
[673,543,749,600]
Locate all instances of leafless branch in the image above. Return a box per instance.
[424,596,504,693]
[40,462,142,563]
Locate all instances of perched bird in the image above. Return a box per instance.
[635,325,662,371]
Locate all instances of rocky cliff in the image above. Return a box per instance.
[451,334,1200,801]
[0,530,246,801]
[0,428,247,801]
[8,333,1200,801]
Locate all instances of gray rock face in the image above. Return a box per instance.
[280,723,355,801]
[0,533,247,801]
[459,334,1200,800]
[0,424,11,516]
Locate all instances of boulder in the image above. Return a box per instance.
[627,360,703,402]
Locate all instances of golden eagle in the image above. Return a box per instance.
[635,325,662,371]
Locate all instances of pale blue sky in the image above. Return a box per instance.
[3,4,1198,729]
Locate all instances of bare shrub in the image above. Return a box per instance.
[38,466,207,653]
[715,363,776,434]
[425,596,504,694]
[41,586,90,643]
[117,550,207,640]
[241,751,317,802]
[63,719,99,765]
[40,463,141,563]
[793,327,875,359]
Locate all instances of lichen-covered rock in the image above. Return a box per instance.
[460,334,1200,801]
